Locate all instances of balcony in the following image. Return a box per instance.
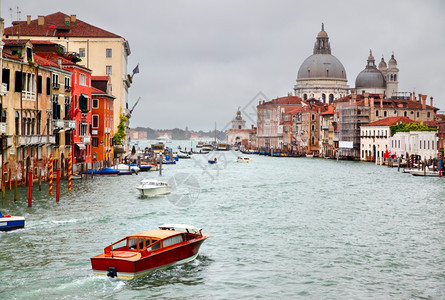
[0,83,7,96]
[17,135,55,146]
[52,82,60,90]
[0,122,6,134]
[52,119,64,130]
[64,120,76,130]
[321,125,329,130]
[75,156,85,162]
[105,128,111,134]
[83,135,91,144]
[65,86,71,92]
[21,91,35,100]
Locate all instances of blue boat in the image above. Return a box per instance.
[84,167,120,176]
[0,211,25,231]
[117,170,133,175]
[208,160,217,164]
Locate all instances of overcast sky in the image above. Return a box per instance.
[2,0,445,131]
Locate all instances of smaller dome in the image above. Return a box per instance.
[355,69,386,89]
[388,54,397,67]
[317,30,328,38]
[378,57,387,70]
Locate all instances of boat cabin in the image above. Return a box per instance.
[151,143,165,153]
[104,225,203,255]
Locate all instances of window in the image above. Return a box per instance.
[79,95,88,112]
[15,111,20,135]
[376,110,379,117]
[311,114,315,121]
[106,48,112,58]
[92,98,99,109]
[2,68,10,90]
[92,115,99,128]
[404,111,407,117]
[79,73,86,86]
[384,111,387,117]
[427,112,431,118]
[79,48,85,57]
[92,136,98,147]
[106,65,112,75]
[163,235,183,248]
[52,73,59,89]
[65,77,71,88]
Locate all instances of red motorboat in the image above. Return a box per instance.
[90,224,209,280]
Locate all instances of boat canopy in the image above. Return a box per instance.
[159,224,202,234]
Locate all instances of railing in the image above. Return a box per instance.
[75,156,85,162]
[64,120,76,129]
[1,83,7,96]
[65,86,71,92]
[17,135,56,146]
[21,91,35,100]
[83,135,91,144]
[52,82,60,89]
[0,122,6,134]
[105,128,111,134]
[321,125,329,130]
[52,119,64,129]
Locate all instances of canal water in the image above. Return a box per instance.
[0,146,444,299]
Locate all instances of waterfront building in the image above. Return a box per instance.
[294,24,349,103]
[390,130,437,161]
[91,85,115,167]
[319,106,336,158]
[360,116,412,161]
[1,40,54,184]
[4,12,132,154]
[226,110,250,147]
[32,46,75,177]
[256,95,303,151]
[435,113,445,155]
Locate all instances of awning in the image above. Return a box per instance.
[75,143,86,150]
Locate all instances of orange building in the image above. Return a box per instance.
[91,86,115,167]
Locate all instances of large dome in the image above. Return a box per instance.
[355,50,386,89]
[297,54,347,80]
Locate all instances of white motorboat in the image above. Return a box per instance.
[136,179,171,196]
[237,156,251,163]
[408,169,440,177]
[115,164,140,173]
[156,134,172,143]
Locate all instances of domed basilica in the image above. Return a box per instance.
[294,24,399,103]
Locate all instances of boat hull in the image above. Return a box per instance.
[137,186,171,196]
[409,169,440,177]
[0,216,25,231]
[91,238,206,280]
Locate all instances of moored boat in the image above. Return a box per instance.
[90,224,209,280]
[237,156,251,163]
[115,164,140,173]
[84,167,120,176]
[0,211,25,231]
[136,179,171,196]
[408,169,440,177]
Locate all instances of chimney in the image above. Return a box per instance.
[364,97,369,107]
[37,16,44,26]
[430,96,433,107]
[57,58,62,69]
[421,95,427,108]
[418,93,422,103]
[380,98,383,108]
[370,98,374,108]
[27,15,31,25]
[65,17,70,25]
[70,15,77,22]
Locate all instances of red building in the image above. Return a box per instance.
[91,86,115,166]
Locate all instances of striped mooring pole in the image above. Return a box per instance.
[49,153,53,195]
[68,151,72,191]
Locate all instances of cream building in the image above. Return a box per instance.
[294,24,349,103]
[4,12,132,152]
[390,131,437,160]
[226,110,250,146]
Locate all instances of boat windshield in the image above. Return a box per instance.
[128,238,138,250]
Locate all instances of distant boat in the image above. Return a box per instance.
[0,211,25,231]
[408,169,440,177]
[202,144,213,151]
[237,156,251,163]
[196,141,204,148]
[136,179,171,196]
[216,143,229,151]
[156,134,172,143]
[208,158,217,164]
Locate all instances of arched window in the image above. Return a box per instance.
[322,94,326,102]
[311,136,315,145]
[329,94,334,103]
[303,94,307,100]
[15,112,20,135]
[394,74,397,81]
[390,74,394,81]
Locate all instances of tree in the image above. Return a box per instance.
[113,114,128,145]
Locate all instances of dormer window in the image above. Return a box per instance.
[26,47,32,61]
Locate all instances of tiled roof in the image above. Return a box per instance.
[4,12,121,38]
[362,116,414,127]
[30,40,58,45]
[285,107,304,114]
[91,86,115,99]
[321,108,335,115]
[2,39,30,46]
[259,95,302,107]
[34,54,59,68]
[92,76,109,81]
[2,52,21,61]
